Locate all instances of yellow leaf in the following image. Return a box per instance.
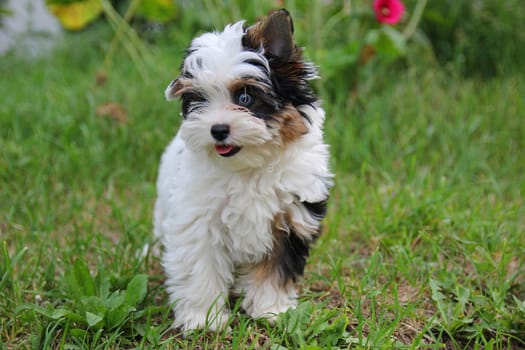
[48,0,102,31]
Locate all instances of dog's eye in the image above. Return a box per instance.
[236,92,254,107]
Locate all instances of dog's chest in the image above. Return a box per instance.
[216,180,284,264]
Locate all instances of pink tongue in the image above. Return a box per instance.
[215,145,234,155]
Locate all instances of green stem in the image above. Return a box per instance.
[402,0,427,41]
[99,0,150,83]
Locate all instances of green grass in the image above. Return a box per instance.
[1,16,525,350]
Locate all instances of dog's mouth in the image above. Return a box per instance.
[215,144,241,157]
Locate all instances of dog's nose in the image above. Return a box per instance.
[210,124,230,141]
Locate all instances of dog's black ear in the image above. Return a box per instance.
[245,9,296,62]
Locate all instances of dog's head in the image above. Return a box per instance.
[165,9,319,169]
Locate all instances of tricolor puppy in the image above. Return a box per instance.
[154,9,332,331]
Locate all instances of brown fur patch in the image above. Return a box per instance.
[228,78,271,94]
[274,105,308,145]
[225,104,250,113]
[166,78,193,98]
[244,9,299,62]
[250,213,288,286]
[251,258,276,286]
[249,259,295,298]
[251,209,315,287]
[243,18,267,55]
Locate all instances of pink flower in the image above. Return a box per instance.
[373,0,405,25]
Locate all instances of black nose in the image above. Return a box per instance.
[211,124,230,141]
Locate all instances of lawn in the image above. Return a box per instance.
[1,5,524,350]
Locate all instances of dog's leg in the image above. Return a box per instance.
[235,207,323,322]
[234,262,298,323]
[163,240,233,332]
[235,229,306,322]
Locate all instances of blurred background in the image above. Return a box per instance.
[2,0,524,77]
[2,0,523,176]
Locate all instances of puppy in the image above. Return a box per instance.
[154,9,332,331]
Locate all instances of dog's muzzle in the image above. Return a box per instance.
[211,124,241,157]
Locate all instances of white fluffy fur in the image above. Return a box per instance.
[154,21,332,331]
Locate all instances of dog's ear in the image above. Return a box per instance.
[244,9,296,62]
[165,78,192,101]
[165,79,182,101]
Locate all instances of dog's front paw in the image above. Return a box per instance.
[242,286,298,324]
[255,300,297,325]
[174,310,230,333]
[250,299,297,324]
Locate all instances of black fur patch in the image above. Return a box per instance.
[232,84,282,120]
[180,91,207,118]
[302,199,328,220]
[268,61,318,108]
[242,27,318,109]
[273,199,328,285]
[277,228,311,284]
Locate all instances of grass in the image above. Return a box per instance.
[1,12,525,350]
